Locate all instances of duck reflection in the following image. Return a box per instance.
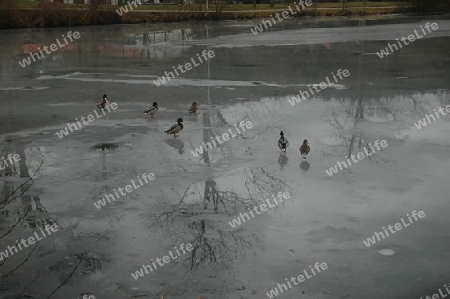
[165,138,185,155]
[278,153,288,169]
[299,160,310,172]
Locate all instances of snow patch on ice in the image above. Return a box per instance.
[36,72,282,87]
[0,86,49,91]
[379,249,395,256]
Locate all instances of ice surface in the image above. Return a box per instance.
[0,16,449,299]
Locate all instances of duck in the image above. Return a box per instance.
[97,94,109,109]
[143,102,159,119]
[188,102,198,115]
[278,131,289,153]
[164,118,184,138]
[299,139,310,160]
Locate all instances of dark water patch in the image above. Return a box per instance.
[91,143,120,151]
[91,142,133,152]
[234,64,261,67]
[3,135,25,143]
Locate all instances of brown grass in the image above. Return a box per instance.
[0,0,446,29]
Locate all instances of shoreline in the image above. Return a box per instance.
[1,4,441,29]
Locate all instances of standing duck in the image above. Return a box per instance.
[144,102,159,119]
[164,118,184,138]
[188,102,198,115]
[278,131,289,153]
[299,139,310,160]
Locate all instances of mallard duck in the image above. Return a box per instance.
[299,139,310,160]
[97,94,109,109]
[164,118,183,138]
[188,102,198,115]
[278,131,289,153]
[144,102,159,118]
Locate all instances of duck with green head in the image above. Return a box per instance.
[278,131,289,153]
[97,94,109,109]
[144,102,159,118]
[164,118,184,138]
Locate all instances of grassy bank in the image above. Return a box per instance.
[0,0,447,29]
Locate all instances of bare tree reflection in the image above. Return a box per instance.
[188,220,216,269]
[144,73,296,273]
[325,104,387,166]
[146,106,289,271]
[0,160,59,285]
[187,219,263,270]
[0,147,63,299]
[203,179,223,212]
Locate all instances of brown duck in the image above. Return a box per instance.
[299,139,310,160]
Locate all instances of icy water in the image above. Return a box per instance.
[1,16,450,299]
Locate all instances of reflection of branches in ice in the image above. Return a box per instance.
[0,161,43,210]
[0,185,35,271]
[355,98,364,121]
[156,182,196,205]
[325,107,387,165]
[0,205,31,239]
[349,136,387,164]
[174,184,192,205]
[0,193,61,280]
[217,191,254,210]
[187,219,263,270]
[331,98,365,122]
[146,183,202,242]
[141,28,192,46]
[0,138,38,178]
[203,179,255,213]
[199,109,250,163]
[23,195,60,232]
[333,94,440,124]
[324,134,387,167]
[203,179,223,212]
[47,257,83,299]
[147,174,272,269]
[213,110,228,127]
[0,151,16,176]
[232,102,277,133]
[148,208,193,246]
[242,167,290,214]
[188,220,216,270]
[146,204,264,272]
[17,145,30,178]
[0,183,58,241]
[325,109,353,138]
[0,162,61,284]
[202,112,212,165]
[151,166,290,227]
[0,182,15,225]
[148,201,263,265]
[0,243,39,278]
[46,252,101,299]
[203,167,290,215]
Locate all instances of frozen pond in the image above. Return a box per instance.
[1,16,450,299]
